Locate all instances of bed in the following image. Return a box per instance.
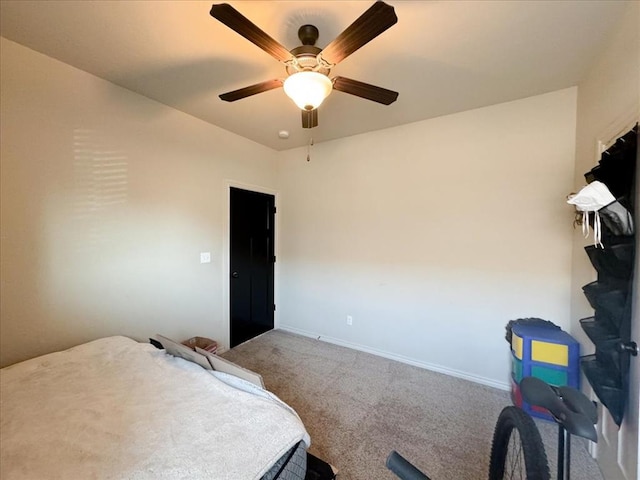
[0,335,310,479]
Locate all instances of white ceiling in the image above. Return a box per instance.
[0,0,628,150]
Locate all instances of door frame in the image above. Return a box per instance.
[222,180,279,352]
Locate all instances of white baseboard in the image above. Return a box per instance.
[278,325,511,392]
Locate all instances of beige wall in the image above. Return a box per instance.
[0,38,278,367]
[276,88,578,388]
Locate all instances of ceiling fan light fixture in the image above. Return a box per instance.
[283,71,333,111]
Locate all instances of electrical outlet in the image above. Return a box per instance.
[200,252,211,264]
[346,315,353,326]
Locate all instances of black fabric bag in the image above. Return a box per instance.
[585,244,634,280]
[599,200,634,236]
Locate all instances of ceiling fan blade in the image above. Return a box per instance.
[302,109,318,129]
[332,76,398,105]
[320,1,397,65]
[210,4,293,63]
[219,79,283,102]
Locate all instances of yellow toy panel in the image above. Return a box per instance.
[512,334,523,360]
[531,340,569,366]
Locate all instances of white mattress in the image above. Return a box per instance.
[0,336,309,479]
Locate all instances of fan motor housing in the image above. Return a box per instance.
[287,45,330,75]
[286,24,330,75]
[286,45,331,75]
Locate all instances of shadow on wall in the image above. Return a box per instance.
[72,128,128,253]
[41,128,130,340]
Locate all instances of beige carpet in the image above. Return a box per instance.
[222,330,603,480]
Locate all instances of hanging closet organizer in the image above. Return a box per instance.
[578,124,638,426]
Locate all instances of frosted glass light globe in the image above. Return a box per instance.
[283,72,333,111]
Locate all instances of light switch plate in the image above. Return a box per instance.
[200,252,211,264]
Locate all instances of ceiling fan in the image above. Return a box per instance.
[210,1,399,129]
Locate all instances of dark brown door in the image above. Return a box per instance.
[230,187,275,348]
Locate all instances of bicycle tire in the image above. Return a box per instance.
[488,406,550,480]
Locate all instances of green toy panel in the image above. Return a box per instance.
[531,365,568,386]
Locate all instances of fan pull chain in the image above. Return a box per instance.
[307,136,314,162]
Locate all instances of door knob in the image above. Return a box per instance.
[231,271,239,278]
[619,341,638,356]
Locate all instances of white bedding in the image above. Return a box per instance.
[0,336,309,480]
